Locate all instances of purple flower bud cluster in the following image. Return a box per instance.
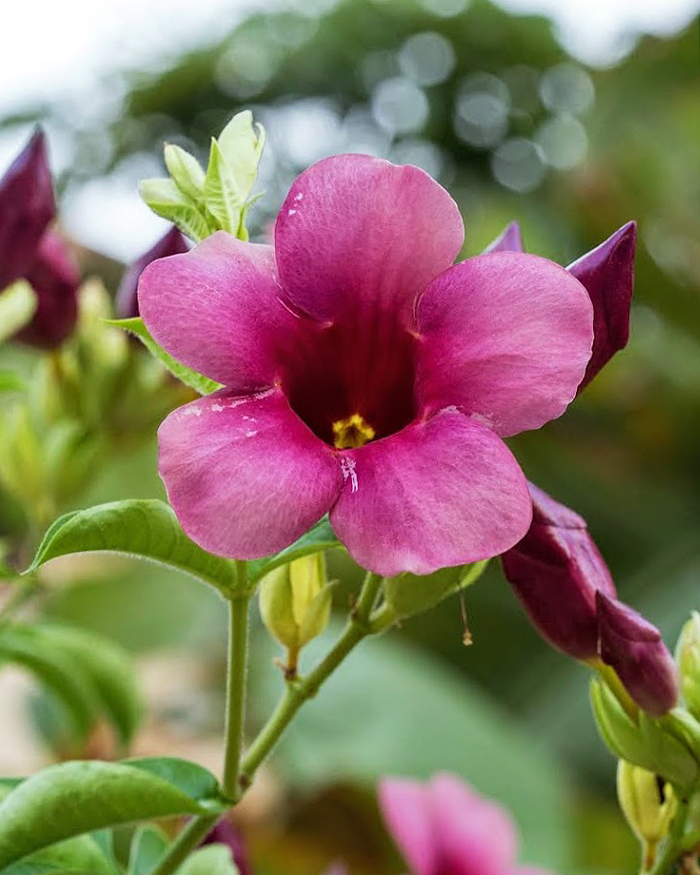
[0,131,80,348]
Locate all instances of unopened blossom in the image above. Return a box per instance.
[139,155,594,576]
[597,593,678,717]
[484,220,636,390]
[0,130,80,348]
[379,773,555,875]
[501,484,678,715]
[116,226,188,318]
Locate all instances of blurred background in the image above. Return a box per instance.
[1,0,700,872]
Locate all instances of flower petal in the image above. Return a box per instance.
[158,388,342,559]
[482,221,523,254]
[379,778,439,875]
[430,774,518,875]
[274,154,464,326]
[567,221,636,392]
[329,409,531,577]
[138,231,305,390]
[416,253,594,437]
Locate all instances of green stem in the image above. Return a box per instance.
[221,567,251,800]
[147,814,220,875]
[240,571,384,784]
[647,796,690,875]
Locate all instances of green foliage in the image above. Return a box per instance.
[106,319,222,396]
[176,846,239,875]
[27,499,238,593]
[0,758,223,871]
[382,560,488,622]
[0,833,117,875]
[127,825,169,875]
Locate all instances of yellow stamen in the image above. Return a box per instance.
[332,413,376,449]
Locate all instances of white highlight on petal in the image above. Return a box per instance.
[340,455,358,493]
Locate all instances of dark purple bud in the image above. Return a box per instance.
[0,130,56,290]
[15,230,80,349]
[482,221,523,254]
[501,483,616,660]
[567,221,636,392]
[596,592,679,717]
[116,226,189,318]
[202,818,252,875]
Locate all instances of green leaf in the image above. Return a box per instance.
[26,499,237,593]
[0,281,37,343]
[383,560,489,621]
[164,144,206,202]
[248,517,342,584]
[128,825,169,875]
[176,846,238,875]
[138,179,211,243]
[106,318,222,396]
[0,834,117,875]
[32,623,142,749]
[0,626,101,740]
[217,110,264,197]
[0,758,223,871]
[203,139,244,234]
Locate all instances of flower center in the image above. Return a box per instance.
[332,413,376,449]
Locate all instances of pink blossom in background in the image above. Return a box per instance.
[139,154,594,575]
[379,773,555,875]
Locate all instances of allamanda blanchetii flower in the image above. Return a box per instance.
[379,773,555,875]
[139,154,594,576]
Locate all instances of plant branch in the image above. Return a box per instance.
[147,813,220,875]
[221,562,250,801]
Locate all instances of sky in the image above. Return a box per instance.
[2,0,699,260]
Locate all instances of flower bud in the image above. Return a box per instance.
[259,554,333,664]
[567,221,636,391]
[501,483,616,659]
[597,593,679,717]
[15,230,80,348]
[616,760,676,868]
[116,226,189,318]
[677,613,700,721]
[482,221,523,254]
[0,130,55,291]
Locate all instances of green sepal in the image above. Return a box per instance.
[0,758,224,871]
[382,560,489,621]
[106,318,222,396]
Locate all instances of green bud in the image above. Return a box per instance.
[382,560,488,623]
[591,679,699,790]
[617,760,676,869]
[0,279,37,343]
[259,554,333,669]
[677,612,700,721]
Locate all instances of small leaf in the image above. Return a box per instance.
[138,179,211,243]
[248,517,342,584]
[128,825,169,875]
[0,281,37,343]
[383,560,489,621]
[217,111,265,196]
[0,626,101,740]
[176,845,239,875]
[32,623,142,749]
[0,833,116,875]
[203,139,244,234]
[26,499,237,593]
[164,145,206,202]
[0,758,223,870]
[107,318,222,396]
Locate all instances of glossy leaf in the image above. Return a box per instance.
[0,758,223,870]
[176,846,239,875]
[106,318,222,396]
[27,499,237,593]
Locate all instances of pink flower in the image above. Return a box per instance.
[379,773,555,875]
[139,155,593,576]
